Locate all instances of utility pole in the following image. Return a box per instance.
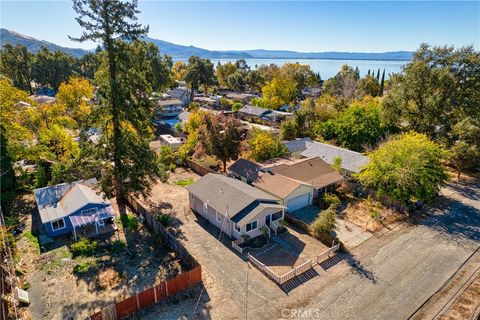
[245,261,250,320]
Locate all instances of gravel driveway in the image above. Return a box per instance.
[289,180,480,320]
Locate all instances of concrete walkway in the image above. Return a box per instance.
[334,218,372,250]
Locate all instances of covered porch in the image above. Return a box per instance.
[69,206,117,241]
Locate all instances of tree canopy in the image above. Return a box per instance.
[356,131,449,205]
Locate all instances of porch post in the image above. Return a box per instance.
[73,225,77,241]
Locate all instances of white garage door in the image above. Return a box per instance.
[287,193,310,212]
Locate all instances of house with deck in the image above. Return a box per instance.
[33,179,116,240]
[154,98,183,117]
[283,138,370,177]
[167,87,190,106]
[186,174,285,239]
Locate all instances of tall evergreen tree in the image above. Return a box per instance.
[367,69,371,76]
[376,68,381,81]
[0,44,33,94]
[0,124,16,214]
[380,69,386,96]
[71,0,152,210]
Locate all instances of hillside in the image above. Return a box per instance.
[1,28,413,61]
[0,29,90,58]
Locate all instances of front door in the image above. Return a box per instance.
[265,215,271,228]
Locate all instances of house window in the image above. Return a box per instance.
[246,220,258,232]
[81,207,97,216]
[216,212,222,223]
[51,218,65,231]
[271,211,283,221]
[234,224,241,233]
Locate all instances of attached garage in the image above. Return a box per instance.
[286,193,310,212]
[253,171,314,213]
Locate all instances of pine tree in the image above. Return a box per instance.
[71,0,153,211]
[380,69,386,96]
[367,69,371,76]
[376,68,381,81]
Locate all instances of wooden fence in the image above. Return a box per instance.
[90,265,202,320]
[185,159,218,177]
[232,238,244,254]
[248,241,341,285]
[125,194,198,268]
[316,243,340,264]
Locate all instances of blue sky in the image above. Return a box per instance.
[1,1,479,52]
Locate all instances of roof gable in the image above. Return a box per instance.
[227,158,261,181]
[186,174,279,218]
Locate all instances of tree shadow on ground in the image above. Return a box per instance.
[143,199,186,239]
[342,253,377,284]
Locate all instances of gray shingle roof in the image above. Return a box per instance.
[283,137,313,153]
[33,179,110,223]
[227,158,261,182]
[238,104,270,117]
[299,141,369,173]
[186,174,280,219]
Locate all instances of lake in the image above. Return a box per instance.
[175,58,409,80]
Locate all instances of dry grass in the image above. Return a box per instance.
[439,274,480,320]
[342,197,406,232]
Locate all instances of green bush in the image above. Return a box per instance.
[319,193,341,209]
[232,102,243,112]
[120,214,139,231]
[157,214,171,227]
[70,238,97,257]
[73,261,97,274]
[169,163,176,172]
[310,207,336,237]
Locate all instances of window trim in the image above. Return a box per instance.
[81,207,98,216]
[216,211,222,223]
[51,218,66,232]
[234,224,241,233]
[246,220,258,233]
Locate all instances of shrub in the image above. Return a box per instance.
[319,193,341,209]
[232,102,243,112]
[157,214,171,227]
[73,261,97,274]
[71,238,97,257]
[120,214,139,231]
[310,207,336,237]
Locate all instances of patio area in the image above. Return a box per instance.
[249,226,329,275]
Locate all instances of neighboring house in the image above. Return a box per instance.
[283,138,370,176]
[167,86,190,106]
[159,134,183,149]
[30,95,55,104]
[225,92,258,103]
[268,157,343,198]
[237,105,292,123]
[227,158,261,184]
[186,174,285,239]
[154,98,183,117]
[252,170,314,212]
[33,179,116,240]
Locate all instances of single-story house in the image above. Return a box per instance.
[154,98,183,117]
[167,86,191,106]
[33,179,116,240]
[237,105,292,123]
[268,157,343,198]
[227,158,261,184]
[159,134,183,149]
[252,170,314,212]
[225,92,258,103]
[283,138,370,176]
[186,174,285,239]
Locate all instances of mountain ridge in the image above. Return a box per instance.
[1,28,413,61]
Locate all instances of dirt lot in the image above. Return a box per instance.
[341,195,406,232]
[12,194,186,320]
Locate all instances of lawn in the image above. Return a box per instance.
[175,178,194,187]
